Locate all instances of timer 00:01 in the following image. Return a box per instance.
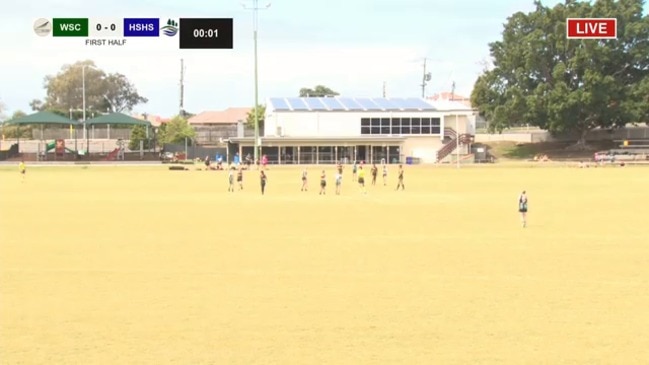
[193,29,218,38]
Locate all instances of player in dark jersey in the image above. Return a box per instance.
[319,170,327,195]
[260,170,267,194]
[237,168,244,190]
[337,163,343,175]
[518,191,528,227]
[395,165,404,190]
[370,164,378,185]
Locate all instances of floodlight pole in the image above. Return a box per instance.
[456,113,460,168]
[242,0,270,168]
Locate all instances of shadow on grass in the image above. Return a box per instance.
[483,141,617,160]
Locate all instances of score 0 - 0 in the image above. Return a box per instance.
[89,18,122,37]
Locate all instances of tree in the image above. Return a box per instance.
[299,85,340,97]
[157,115,195,145]
[103,73,148,112]
[1,110,32,138]
[471,0,649,148]
[246,105,266,131]
[128,125,154,150]
[32,60,148,115]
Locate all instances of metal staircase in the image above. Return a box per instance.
[437,128,474,163]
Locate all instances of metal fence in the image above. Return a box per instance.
[162,143,228,160]
[30,127,132,140]
[193,125,256,144]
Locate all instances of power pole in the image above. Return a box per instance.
[180,58,185,116]
[421,58,431,98]
[451,81,455,101]
[242,0,271,167]
[382,81,386,97]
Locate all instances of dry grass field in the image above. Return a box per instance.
[1,163,648,364]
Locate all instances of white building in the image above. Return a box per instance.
[230,97,477,164]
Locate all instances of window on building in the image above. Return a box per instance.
[431,126,441,134]
[421,118,431,127]
[361,118,370,127]
[431,118,441,127]
[401,117,411,126]
[401,125,411,134]
[371,126,380,134]
[390,118,400,134]
[421,126,431,134]
[371,118,380,126]
[361,126,370,134]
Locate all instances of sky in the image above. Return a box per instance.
[0,0,617,117]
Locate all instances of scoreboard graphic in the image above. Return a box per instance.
[32,17,234,49]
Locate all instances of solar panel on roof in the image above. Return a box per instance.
[286,97,309,110]
[269,97,290,110]
[303,98,327,111]
[355,98,381,110]
[398,98,426,109]
[320,97,346,110]
[409,98,436,110]
[337,97,363,110]
[371,97,400,110]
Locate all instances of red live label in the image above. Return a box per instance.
[567,18,617,39]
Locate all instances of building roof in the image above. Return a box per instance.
[428,92,472,107]
[189,108,251,125]
[266,97,475,113]
[132,113,170,127]
[85,112,152,126]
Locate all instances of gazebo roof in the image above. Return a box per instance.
[85,112,152,126]
[3,111,80,125]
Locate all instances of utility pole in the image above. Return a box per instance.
[451,81,455,101]
[242,0,271,167]
[382,81,386,97]
[180,58,185,116]
[421,58,431,98]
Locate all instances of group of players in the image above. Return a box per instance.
[225,161,405,195]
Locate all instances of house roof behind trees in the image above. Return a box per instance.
[189,108,251,125]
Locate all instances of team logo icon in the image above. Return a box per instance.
[33,18,52,37]
[162,19,178,36]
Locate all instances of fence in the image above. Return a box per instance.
[0,143,19,160]
[163,143,228,160]
[193,125,256,144]
[30,127,133,140]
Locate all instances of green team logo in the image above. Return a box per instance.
[162,19,178,36]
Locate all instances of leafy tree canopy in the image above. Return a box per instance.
[471,0,649,147]
[157,115,196,145]
[246,105,266,131]
[32,60,148,116]
[299,85,340,97]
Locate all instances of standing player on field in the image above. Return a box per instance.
[395,164,404,190]
[335,171,342,195]
[352,161,358,181]
[357,166,366,194]
[237,167,244,190]
[19,160,26,182]
[518,190,528,227]
[260,170,268,195]
[382,163,388,186]
[301,168,308,191]
[319,170,327,195]
[228,168,235,192]
[370,164,378,185]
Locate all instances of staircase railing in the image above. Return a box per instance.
[436,133,474,162]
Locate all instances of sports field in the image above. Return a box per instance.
[1,164,648,364]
